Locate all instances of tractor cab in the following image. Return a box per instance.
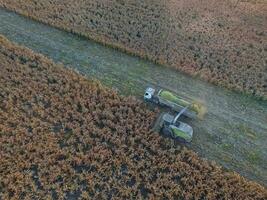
[144,87,155,101]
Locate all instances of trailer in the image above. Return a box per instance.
[144,87,206,119]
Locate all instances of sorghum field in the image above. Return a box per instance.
[0,35,266,199]
[0,0,266,98]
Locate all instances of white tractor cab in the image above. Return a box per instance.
[144,87,157,102]
[144,87,154,98]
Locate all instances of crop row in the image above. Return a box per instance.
[0,35,266,199]
[0,0,266,98]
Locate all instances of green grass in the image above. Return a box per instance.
[219,143,232,151]
[246,150,262,165]
[237,124,258,140]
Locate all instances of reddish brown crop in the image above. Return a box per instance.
[0,35,266,199]
[0,0,266,99]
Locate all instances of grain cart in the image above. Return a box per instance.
[144,87,206,119]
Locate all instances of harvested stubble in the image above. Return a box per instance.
[0,35,267,199]
[0,0,266,99]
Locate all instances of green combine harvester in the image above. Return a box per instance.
[161,107,193,142]
[144,87,206,142]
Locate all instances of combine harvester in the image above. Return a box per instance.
[144,87,206,142]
